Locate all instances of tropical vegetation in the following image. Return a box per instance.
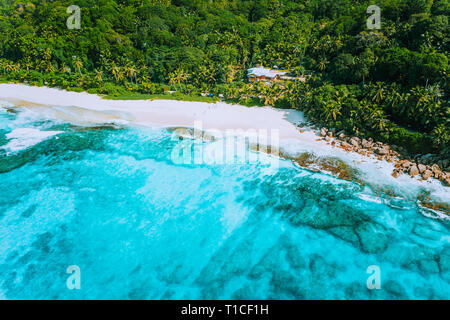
[0,0,448,155]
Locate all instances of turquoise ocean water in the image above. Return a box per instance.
[0,103,449,299]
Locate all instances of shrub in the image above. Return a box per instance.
[384,126,434,154]
[87,88,99,94]
[67,87,85,93]
[96,83,128,96]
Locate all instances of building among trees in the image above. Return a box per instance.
[247,66,287,82]
[247,66,307,83]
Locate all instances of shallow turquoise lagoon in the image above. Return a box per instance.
[0,105,449,299]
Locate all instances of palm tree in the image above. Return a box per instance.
[226,64,240,84]
[263,94,275,106]
[139,75,151,85]
[73,57,83,75]
[318,57,328,71]
[168,72,177,91]
[172,68,189,92]
[94,69,103,83]
[206,71,215,85]
[45,63,55,73]
[111,64,120,82]
[61,64,71,74]
[364,105,387,132]
[426,84,442,102]
[5,63,15,73]
[239,83,254,103]
[327,101,342,121]
[372,82,384,103]
[272,83,285,104]
[125,65,138,84]
[324,92,344,121]
[261,84,280,106]
[116,69,124,82]
[197,65,214,86]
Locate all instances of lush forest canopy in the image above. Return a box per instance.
[0,0,449,155]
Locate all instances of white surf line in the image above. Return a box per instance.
[1,128,62,154]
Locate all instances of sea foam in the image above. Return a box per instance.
[1,128,62,153]
[0,100,14,113]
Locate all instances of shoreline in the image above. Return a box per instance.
[317,127,449,186]
[0,83,303,139]
[0,83,448,216]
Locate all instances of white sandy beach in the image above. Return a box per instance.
[0,84,304,139]
[0,83,448,211]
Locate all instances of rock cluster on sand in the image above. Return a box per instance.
[393,158,449,184]
[318,127,450,186]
